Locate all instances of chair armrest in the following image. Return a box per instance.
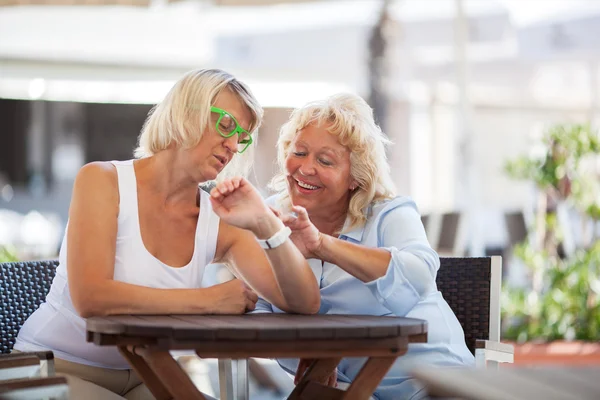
[1,351,55,377]
[0,376,68,399]
[475,340,514,353]
[0,356,41,381]
[475,340,514,367]
[0,351,54,361]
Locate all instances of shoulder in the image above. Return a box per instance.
[75,161,117,185]
[369,197,427,244]
[370,196,419,221]
[72,162,119,201]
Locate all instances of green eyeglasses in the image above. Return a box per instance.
[210,106,253,153]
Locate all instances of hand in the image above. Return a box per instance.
[294,358,337,387]
[209,177,271,231]
[206,279,258,314]
[278,205,323,259]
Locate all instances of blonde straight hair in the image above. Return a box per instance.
[134,69,263,180]
[269,93,396,232]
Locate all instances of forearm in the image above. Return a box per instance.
[253,215,320,314]
[72,280,214,318]
[316,234,392,282]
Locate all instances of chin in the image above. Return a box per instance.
[289,193,313,210]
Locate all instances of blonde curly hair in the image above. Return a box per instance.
[269,93,396,232]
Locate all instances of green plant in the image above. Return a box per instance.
[502,123,600,342]
[0,245,18,262]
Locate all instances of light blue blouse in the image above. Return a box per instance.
[254,195,474,400]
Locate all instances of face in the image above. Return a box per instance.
[285,123,357,216]
[190,89,253,181]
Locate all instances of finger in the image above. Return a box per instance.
[294,360,306,384]
[292,205,310,221]
[225,180,234,193]
[218,184,229,195]
[235,177,248,189]
[279,214,295,225]
[210,187,222,199]
[327,369,337,387]
[247,289,259,304]
[245,299,256,311]
[294,362,308,385]
[283,220,301,231]
[232,176,242,188]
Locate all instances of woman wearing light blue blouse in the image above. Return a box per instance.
[255,93,474,399]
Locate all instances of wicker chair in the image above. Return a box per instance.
[437,256,514,367]
[0,260,58,377]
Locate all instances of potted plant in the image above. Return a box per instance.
[502,123,600,365]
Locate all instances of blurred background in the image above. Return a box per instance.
[1,0,599,391]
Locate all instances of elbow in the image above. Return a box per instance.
[71,288,109,319]
[307,299,321,314]
[77,307,102,319]
[300,297,321,315]
[290,292,321,315]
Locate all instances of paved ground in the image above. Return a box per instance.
[178,355,295,400]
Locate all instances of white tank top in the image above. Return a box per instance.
[14,160,220,369]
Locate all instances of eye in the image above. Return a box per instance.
[318,158,333,166]
[238,131,251,144]
[293,152,306,157]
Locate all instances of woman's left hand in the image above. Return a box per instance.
[279,205,323,259]
[209,177,271,231]
[294,358,337,387]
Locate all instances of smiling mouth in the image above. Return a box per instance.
[294,178,321,190]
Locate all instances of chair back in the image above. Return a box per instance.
[504,211,527,248]
[436,256,502,355]
[436,212,468,255]
[1,260,58,354]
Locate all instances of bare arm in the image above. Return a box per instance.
[210,178,320,315]
[219,218,320,314]
[67,162,255,318]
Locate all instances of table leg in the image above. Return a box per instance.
[288,358,341,400]
[236,359,249,400]
[118,346,172,400]
[218,359,234,400]
[129,346,207,400]
[343,356,397,400]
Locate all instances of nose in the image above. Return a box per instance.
[298,157,317,176]
[222,134,238,154]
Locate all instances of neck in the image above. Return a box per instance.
[308,204,349,237]
[135,149,201,206]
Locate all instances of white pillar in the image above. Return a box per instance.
[454,0,484,256]
[27,100,47,197]
[590,60,599,129]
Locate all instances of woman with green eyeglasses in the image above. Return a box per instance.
[13,69,320,400]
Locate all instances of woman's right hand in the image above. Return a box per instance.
[278,205,323,259]
[206,279,259,314]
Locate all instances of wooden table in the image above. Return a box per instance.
[412,366,600,400]
[86,314,427,400]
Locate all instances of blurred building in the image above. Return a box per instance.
[1,0,600,258]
